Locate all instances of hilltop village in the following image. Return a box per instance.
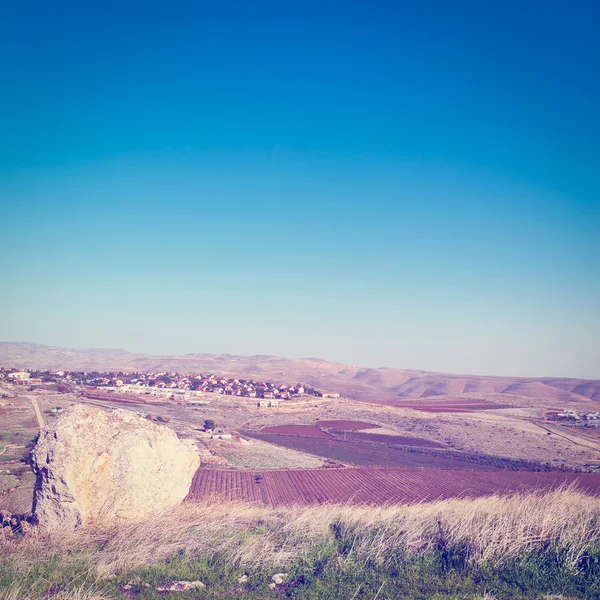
[0,367,338,403]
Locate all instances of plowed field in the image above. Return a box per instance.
[241,431,490,469]
[315,420,378,431]
[262,425,332,437]
[83,393,139,404]
[257,423,444,449]
[393,400,510,412]
[187,469,262,502]
[186,467,600,506]
[343,432,446,448]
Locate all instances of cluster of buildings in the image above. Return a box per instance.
[3,370,43,384]
[552,410,600,428]
[0,367,336,403]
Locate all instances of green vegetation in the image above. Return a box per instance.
[3,545,599,599]
[2,487,600,599]
[0,430,37,514]
[0,431,26,445]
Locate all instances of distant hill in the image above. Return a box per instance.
[1,341,599,405]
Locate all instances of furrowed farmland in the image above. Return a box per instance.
[241,430,500,469]
[240,426,569,471]
[239,415,588,471]
[186,467,600,506]
[261,424,332,437]
[342,432,447,447]
[187,469,262,502]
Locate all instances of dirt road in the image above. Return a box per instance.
[29,397,45,430]
[537,422,600,453]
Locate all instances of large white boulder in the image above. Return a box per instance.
[31,404,199,530]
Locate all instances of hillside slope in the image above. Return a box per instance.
[1,341,599,404]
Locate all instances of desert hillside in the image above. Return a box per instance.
[1,341,598,404]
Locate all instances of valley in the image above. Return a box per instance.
[2,345,600,514]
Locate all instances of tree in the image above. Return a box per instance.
[204,419,216,431]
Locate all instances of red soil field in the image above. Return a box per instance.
[411,407,474,413]
[261,425,332,438]
[342,432,446,448]
[83,394,139,405]
[358,399,511,412]
[187,467,600,506]
[186,469,262,503]
[392,400,510,413]
[315,420,379,431]
[240,431,495,470]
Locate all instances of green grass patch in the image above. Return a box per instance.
[2,544,599,599]
[0,431,29,445]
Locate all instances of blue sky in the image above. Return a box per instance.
[1,1,599,378]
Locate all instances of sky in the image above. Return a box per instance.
[1,1,599,378]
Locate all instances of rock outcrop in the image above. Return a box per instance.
[31,404,199,530]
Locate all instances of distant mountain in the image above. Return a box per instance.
[1,341,599,405]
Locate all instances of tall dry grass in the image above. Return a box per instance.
[0,583,113,600]
[2,485,599,579]
[284,484,600,568]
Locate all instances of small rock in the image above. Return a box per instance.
[268,583,277,589]
[156,580,206,592]
[238,574,248,583]
[123,576,140,590]
[1,526,13,538]
[19,521,34,536]
[271,573,288,585]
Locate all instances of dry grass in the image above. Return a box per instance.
[2,485,599,580]
[218,436,326,469]
[0,583,113,600]
[293,484,600,568]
